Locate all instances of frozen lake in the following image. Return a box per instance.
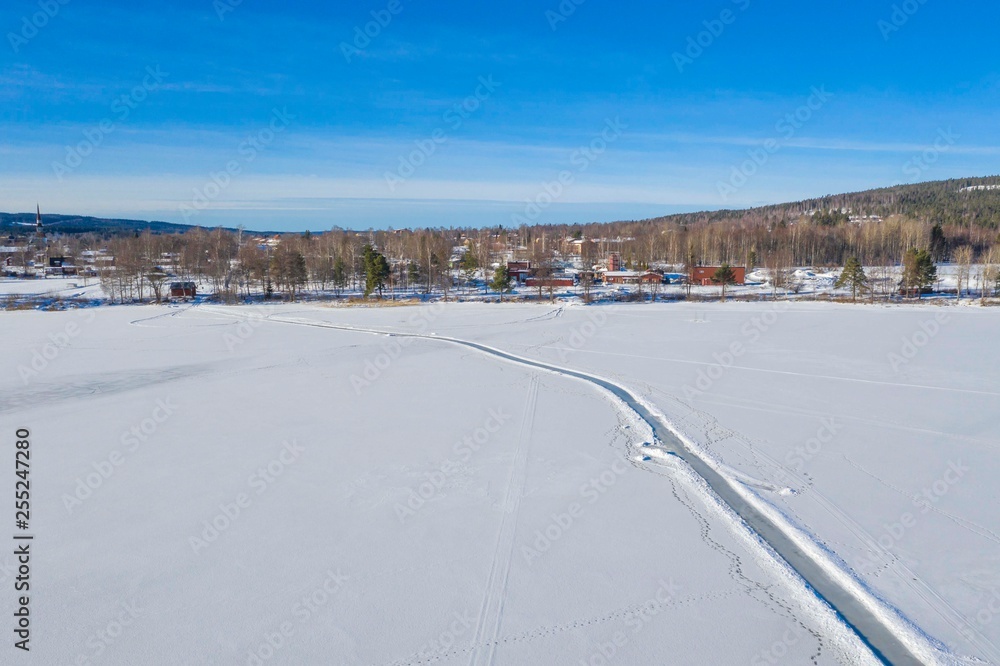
[2,301,997,664]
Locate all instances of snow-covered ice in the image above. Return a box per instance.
[2,300,997,664]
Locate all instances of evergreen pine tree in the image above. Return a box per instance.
[407,263,421,294]
[489,265,512,301]
[332,258,347,295]
[929,224,948,262]
[712,263,738,301]
[362,244,390,299]
[835,257,869,303]
[902,248,937,298]
[460,251,478,294]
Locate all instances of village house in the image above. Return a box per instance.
[603,270,640,285]
[170,282,197,299]
[506,261,532,284]
[45,257,79,277]
[603,269,665,285]
[689,266,747,286]
[525,275,575,288]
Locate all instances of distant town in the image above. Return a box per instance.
[2,201,997,309]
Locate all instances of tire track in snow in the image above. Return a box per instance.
[467,375,538,666]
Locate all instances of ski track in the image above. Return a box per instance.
[523,343,1000,398]
[689,390,999,449]
[194,305,947,665]
[467,375,538,666]
[842,453,1000,547]
[128,303,196,326]
[653,390,1000,664]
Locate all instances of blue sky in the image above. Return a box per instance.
[2,0,999,231]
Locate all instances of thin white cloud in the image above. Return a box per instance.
[630,132,1000,156]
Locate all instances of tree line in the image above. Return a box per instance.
[21,175,1000,303]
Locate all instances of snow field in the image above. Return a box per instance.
[0,303,891,664]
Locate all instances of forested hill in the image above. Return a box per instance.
[0,212,196,236]
[4,175,1000,238]
[634,176,1000,229]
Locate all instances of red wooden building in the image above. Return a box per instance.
[603,270,664,285]
[506,261,532,284]
[170,282,197,299]
[689,266,746,286]
[525,276,575,288]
